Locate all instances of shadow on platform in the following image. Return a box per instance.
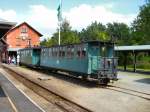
[0,86,6,97]
[135,78,150,84]
[118,69,150,75]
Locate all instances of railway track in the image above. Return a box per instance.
[106,85,150,101]
[2,65,93,112]
[56,71,150,101]
[30,67,150,101]
[2,64,150,112]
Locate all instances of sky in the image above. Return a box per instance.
[0,0,146,39]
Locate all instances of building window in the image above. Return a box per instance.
[21,27,28,33]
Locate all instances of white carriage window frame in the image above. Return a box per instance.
[42,49,44,56]
[45,48,48,57]
[30,50,32,56]
[53,48,55,57]
[43,48,45,57]
[71,46,74,58]
[49,48,51,56]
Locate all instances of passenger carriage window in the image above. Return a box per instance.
[43,49,44,56]
[77,46,81,58]
[77,51,80,57]
[28,50,30,56]
[81,47,86,57]
[60,46,65,57]
[44,49,46,56]
[55,47,59,57]
[62,47,65,57]
[67,46,74,58]
[53,47,56,57]
[76,45,86,58]
[59,47,61,57]
[82,50,86,57]
[46,48,48,56]
[58,47,63,57]
[41,49,42,55]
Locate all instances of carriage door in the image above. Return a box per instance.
[33,49,40,65]
[89,44,100,72]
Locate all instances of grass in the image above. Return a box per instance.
[118,66,150,72]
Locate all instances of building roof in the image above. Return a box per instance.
[3,22,43,37]
[0,20,16,26]
[0,19,16,45]
[115,45,150,51]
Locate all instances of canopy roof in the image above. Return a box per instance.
[115,45,150,51]
[0,19,16,45]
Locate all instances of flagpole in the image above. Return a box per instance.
[58,21,60,45]
[58,0,62,45]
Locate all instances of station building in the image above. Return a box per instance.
[3,22,42,62]
[0,20,42,63]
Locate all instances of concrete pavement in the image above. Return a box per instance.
[0,72,44,112]
[0,86,14,112]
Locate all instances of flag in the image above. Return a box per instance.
[57,0,62,21]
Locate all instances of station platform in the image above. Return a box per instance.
[0,71,44,112]
[0,86,14,112]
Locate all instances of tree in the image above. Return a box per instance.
[43,19,80,46]
[40,38,47,46]
[79,21,110,41]
[131,1,150,45]
[106,22,131,45]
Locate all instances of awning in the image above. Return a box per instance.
[8,48,22,52]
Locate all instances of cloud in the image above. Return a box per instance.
[0,4,136,38]
[65,4,136,30]
[0,9,17,21]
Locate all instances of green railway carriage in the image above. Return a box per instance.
[40,41,118,84]
[19,47,41,67]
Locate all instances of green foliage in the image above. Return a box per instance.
[107,23,131,45]
[51,30,80,45]
[79,21,110,41]
[131,2,150,45]
[40,38,54,47]
[40,39,47,46]
[41,19,80,46]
